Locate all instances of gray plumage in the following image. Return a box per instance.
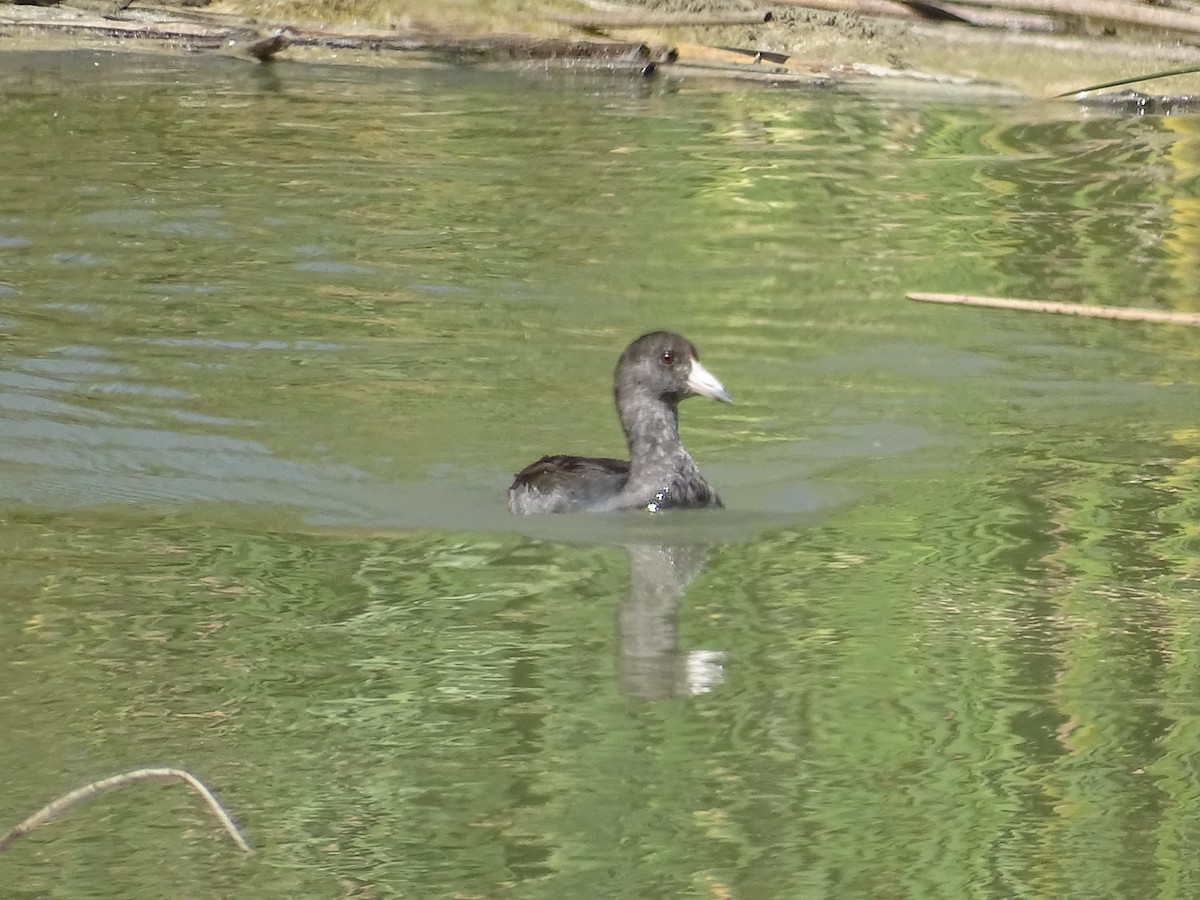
[507,331,732,514]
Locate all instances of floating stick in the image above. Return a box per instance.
[907,291,1200,325]
[0,767,253,855]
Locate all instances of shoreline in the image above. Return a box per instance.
[6,0,1200,102]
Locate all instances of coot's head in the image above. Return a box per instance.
[614,331,733,406]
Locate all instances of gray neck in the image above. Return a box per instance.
[617,387,688,478]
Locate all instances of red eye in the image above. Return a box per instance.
[660,350,675,365]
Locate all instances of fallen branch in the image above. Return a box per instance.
[0,5,235,45]
[771,0,1054,30]
[669,59,832,85]
[943,0,1200,36]
[772,0,939,20]
[908,291,1200,324]
[0,767,253,855]
[283,28,671,62]
[549,10,775,28]
[893,0,975,23]
[713,44,793,64]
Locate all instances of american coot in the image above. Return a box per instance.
[508,331,733,514]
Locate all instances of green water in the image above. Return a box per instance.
[3,49,1200,898]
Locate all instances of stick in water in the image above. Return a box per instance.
[907,291,1200,325]
[0,767,253,855]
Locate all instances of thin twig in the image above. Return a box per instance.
[1054,64,1200,97]
[908,291,1200,324]
[0,767,253,855]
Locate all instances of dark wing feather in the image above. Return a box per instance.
[508,455,630,514]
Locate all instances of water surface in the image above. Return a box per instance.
[3,49,1200,899]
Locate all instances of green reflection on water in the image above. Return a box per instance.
[3,51,1200,899]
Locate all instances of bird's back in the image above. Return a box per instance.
[507,455,631,514]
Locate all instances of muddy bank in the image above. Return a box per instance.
[5,0,1200,102]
